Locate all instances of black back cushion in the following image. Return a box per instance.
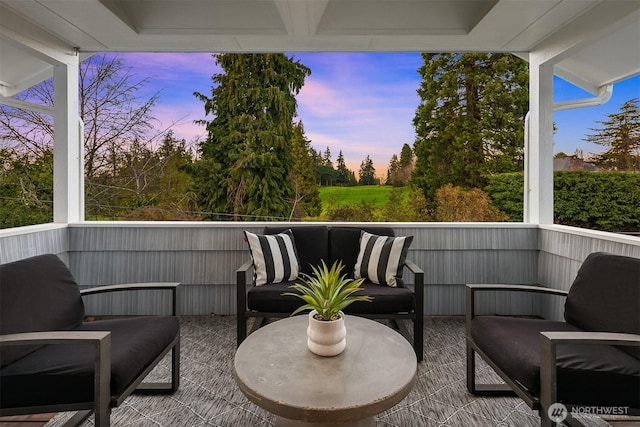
[264,226,329,276]
[564,252,640,358]
[0,254,85,366]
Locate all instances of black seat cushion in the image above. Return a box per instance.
[247,280,415,315]
[471,316,640,407]
[0,254,85,367]
[344,282,415,314]
[247,280,303,313]
[0,316,179,408]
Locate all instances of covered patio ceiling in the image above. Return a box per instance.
[1,0,639,97]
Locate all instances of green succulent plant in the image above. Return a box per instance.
[283,260,373,321]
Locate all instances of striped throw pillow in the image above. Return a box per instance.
[354,231,413,287]
[244,229,300,286]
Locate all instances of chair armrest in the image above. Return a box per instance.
[81,282,181,316]
[539,331,640,409]
[237,259,254,313]
[0,330,111,346]
[0,330,111,409]
[467,283,568,296]
[405,259,424,316]
[541,331,640,347]
[466,284,568,324]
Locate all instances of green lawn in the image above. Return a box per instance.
[318,185,408,213]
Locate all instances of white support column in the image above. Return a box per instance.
[525,53,555,225]
[53,55,83,223]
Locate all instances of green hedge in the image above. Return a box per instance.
[485,171,640,232]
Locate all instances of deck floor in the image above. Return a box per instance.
[3,316,638,427]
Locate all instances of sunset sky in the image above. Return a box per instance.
[116,52,640,176]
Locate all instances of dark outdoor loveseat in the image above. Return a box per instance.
[466,252,640,426]
[0,254,180,427]
[236,225,424,361]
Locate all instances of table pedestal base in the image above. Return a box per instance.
[276,416,375,427]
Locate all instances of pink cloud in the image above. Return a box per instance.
[297,76,417,176]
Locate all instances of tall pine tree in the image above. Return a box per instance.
[336,150,356,186]
[411,53,528,202]
[585,98,640,172]
[386,154,400,186]
[290,122,321,218]
[192,54,310,220]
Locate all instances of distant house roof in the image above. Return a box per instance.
[553,158,600,172]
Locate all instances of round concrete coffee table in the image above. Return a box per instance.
[234,315,417,427]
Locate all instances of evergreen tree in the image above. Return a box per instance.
[399,143,414,168]
[316,146,338,186]
[348,170,358,186]
[310,148,323,184]
[336,150,355,186]
[323,146,333,167]
[290,122,321,218]
[585,98,640,172]
[386,154,400,186]
[397,143,414,186]
[411,53,528,202]
[192,53,310,220]
[386,144,414,186]
[142,131,197,220]
[359,155,377,185]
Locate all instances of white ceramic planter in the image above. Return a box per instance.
[306,310,346,356]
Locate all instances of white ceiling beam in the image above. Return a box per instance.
[531,0,640,66]
[273,0,320,37]
[504,0,598,50]
[236,34,373,52]
[0,26,74,66]
[552,66,602,95]
[0,94,54,115]
[0,4,77,63]
[467,0,560,49]
[0,61,53,97]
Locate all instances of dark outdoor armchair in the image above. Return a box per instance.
[466,252,640,427]
[236,225,424,361]
[0,254,181,427]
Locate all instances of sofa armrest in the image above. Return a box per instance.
[405,259,423,313]
[539,331,640,411]
[0,330,111,416]
[466,284,568,326]
[404,259,423,275]
[236,260,254,279]
[236,259,254,311]
[81,282,181,316]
